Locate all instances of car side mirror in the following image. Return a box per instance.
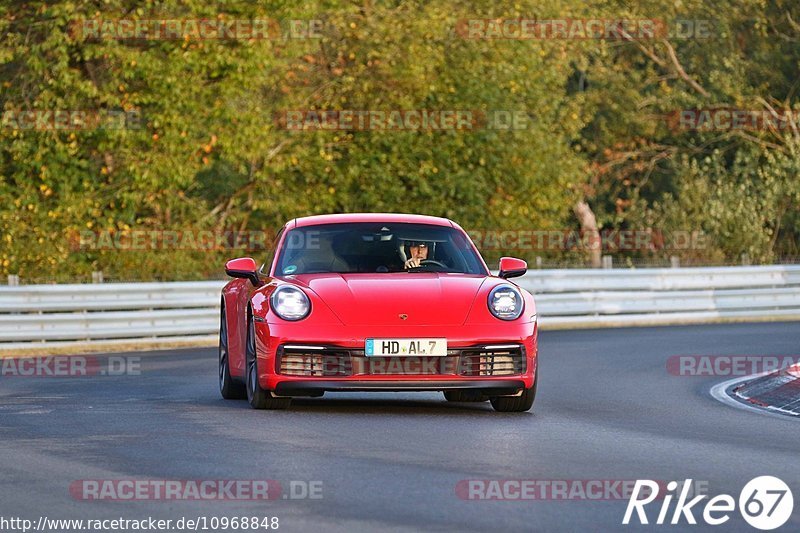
[225,257,261,286]
[498,257,527,279]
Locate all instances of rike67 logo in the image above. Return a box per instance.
[623,476,794,530]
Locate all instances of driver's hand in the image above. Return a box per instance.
[404,258,421,269]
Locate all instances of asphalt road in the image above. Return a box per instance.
[1,322,799,532]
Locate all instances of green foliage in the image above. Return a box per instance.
[574,0,800,263]
[0,0,798,281]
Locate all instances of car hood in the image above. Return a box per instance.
[292,273,488,326]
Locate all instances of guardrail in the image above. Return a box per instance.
[516,265,800,328]
[1,265,799,348]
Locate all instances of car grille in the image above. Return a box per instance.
[277,347,351,377]
[458,346,526,377]
[276,345,526,377]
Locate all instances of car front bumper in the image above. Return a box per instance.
[255,321,538,392]
[274,379,527,395]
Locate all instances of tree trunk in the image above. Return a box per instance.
[573,200,602,268]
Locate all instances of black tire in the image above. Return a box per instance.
[245,313,291,410]
[443,390,488,402]
[489,371,537,413]
[219,305,246,400]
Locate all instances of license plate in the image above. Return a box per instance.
[365,338,447,356]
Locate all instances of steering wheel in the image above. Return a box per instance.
[419,259,447,268]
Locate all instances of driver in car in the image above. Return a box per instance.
[404,241,430,269]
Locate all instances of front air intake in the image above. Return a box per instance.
[277,346,352,376]
[459,346,526,377]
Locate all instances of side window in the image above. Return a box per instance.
[260,228,284,275]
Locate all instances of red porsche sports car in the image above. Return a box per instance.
[219,213,538,412]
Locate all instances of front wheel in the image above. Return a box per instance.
[490,371,537,413]
[245,314,291,410]
[219,306,246,400]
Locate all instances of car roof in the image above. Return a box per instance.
[288,213,456,229]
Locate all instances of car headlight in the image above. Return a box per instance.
[270,286,311,321]
[487,285,524,320]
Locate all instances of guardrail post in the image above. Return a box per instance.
[670,256,680,268]
[601,255,613,269]
[91,271,104,283]
[741,253,751,266]
[535,256,542,269]
[7,274,19,286]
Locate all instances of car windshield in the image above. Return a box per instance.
[273,222,486,275]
